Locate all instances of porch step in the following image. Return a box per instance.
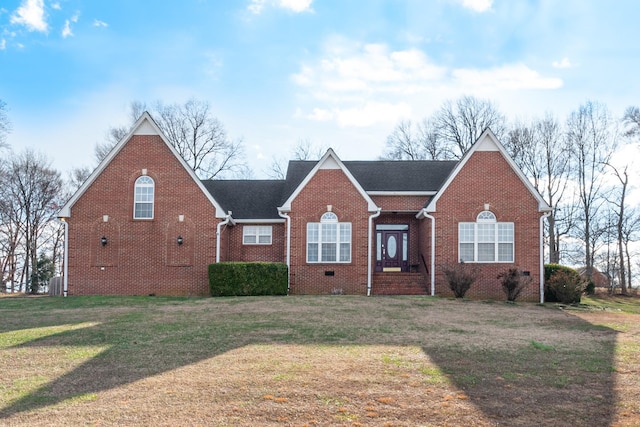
[372,272,429,296]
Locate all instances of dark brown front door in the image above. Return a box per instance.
[375,225,409,272]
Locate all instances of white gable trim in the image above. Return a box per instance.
[279,148,378,212]
[423,128,552,214]
[58,112,227,218]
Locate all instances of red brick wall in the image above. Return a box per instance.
[224,223,286,263]
[371,195,427,211]
[432,151,542,301]
[288,169,371,295]
[65,134,219,296]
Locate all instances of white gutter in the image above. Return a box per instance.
[278,210,291,293]
[367,208,382,296]
[539,211,551,304]
[216,212,234,263]
[422,211,436,297]
[60,218,69,297]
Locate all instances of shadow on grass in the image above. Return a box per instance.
[0,296,619,425]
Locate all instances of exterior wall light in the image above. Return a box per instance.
[177,236,184,245]
[101,236,108,246]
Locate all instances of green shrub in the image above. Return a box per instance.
[584,280,596,295]
[497,268,531,302]
[442,263,479,298]
[208,262,288,296]
[544,264,585,304]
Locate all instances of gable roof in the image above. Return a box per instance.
[422,128,552,214]
[58,112,227,218]
[278,148,378,212]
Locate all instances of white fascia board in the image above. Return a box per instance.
[424,128,552,213]
[234,219,286,224]
[280,148,379,212]
[368,191,437,196]
[57,112,227,219]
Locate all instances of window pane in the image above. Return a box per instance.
[498,243,513,262]
[307,223,319,243]
[340,243,350,262]
[477,224,495,242]
[339,223,351,242]
[460,243,474,262]
[244,235,257,244]
[258,235,271,244]
[459,223,475,242]
[135,203,152,219]
[498,223,514,242]
[308,243,318,262]
[321,243,337,262]
[478,243,495,261]
[322,224,337,243]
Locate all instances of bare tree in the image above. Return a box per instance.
[0,100,11,150]
[95,101,147,163]
[266,138,327,179]
[604,162,634,294]
[434,95,507,158]
[566,100,617,281]
[507,114,574,264]
[622,106,640,138]
[2,150,62,293]
[95,99,246,179]
[382,118,451,160]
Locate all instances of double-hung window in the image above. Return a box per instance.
[134,176,154,219]
[307,212,351,263]
[243,226,272,245]
[459,211,514,262]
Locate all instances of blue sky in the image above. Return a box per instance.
[1,0,639,177]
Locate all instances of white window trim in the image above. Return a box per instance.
[307,212,351,263]
[133,175,154,220]
[243,225,273,245]
[458,211,514,263]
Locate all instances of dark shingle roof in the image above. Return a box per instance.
[202,159,458,219]
[202,180,286,219]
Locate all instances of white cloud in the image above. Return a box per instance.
[93,19,108,28]
[453,64,563,90]
[0,39,5,50]
[51,2,61,10]
[10,0,48,32]
[460,0,493,13]
[61,12,79,38]
[248,0,313,14]
[552,57,573,69]
[292,39,563,127]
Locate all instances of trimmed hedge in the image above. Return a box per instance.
[544,264,585,304]
[208,262,288,296]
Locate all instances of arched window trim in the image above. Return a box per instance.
[133,175,155,219]
[477,210,496,222]
[307,212,351,263]
[458,210,514,263]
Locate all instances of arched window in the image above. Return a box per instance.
[134,176,154,219]
[459,211,513,263]
[307,212,351,263]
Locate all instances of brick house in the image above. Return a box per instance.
[58,112,551,301]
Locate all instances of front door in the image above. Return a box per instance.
[375,225,409,272]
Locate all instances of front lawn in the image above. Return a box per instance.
[0,295,638,426]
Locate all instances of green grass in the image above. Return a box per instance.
[581,294,640,314]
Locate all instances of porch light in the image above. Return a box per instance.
[101,236,108,246]
[177,236,184,245]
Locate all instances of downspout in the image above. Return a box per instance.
[278,210,291,293]
[539,211,551,304]
[422,211,436,297]
[60,218,69,297]
[367,208,382,296]
[216,212,233,263]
